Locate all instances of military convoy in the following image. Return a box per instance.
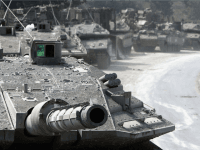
[0,1,178,149]
[120,8,186,52]
[63,7,133,60]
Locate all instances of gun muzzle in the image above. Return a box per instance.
[25,99,108,136]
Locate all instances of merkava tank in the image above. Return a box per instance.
[182,22,200,50]
[132,21,185,52]
[64,20,111,69]
[0,3,175,150]
[133,29,159,52]
[120,8,165,32]
[0,27,175,150]
[157,23,185,52]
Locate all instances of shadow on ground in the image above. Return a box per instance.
[100,62,148,71]
[2,141,162,150]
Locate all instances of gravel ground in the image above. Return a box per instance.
[103,49,200,150]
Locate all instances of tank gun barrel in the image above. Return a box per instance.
[25,99,108,136]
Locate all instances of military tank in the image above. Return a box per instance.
[133,22,185,52]
[182,23,200,50]
[0,30,175,150]
[0,2,175,150]
[65,20,111,69]
[62,7,133,60]
[157,22,185,52]
[120,8,165,32]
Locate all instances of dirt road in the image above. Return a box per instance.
[103,50,200,150]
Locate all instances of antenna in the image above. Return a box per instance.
[66,0,72,20]
[49,0,60,26]
[1,0,33,39]
[83,3,95,23]
[22,7,33,20]
[3,0,12,19]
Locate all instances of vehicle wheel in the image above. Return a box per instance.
[97,53,110,69]
[170,45,181,52]
[160,44,167,52]
[175,45,181,52]
[126,47,132,55]
[146,46,155,52]
[193,42,200,50]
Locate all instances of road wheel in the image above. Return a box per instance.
[193,41,200,50]
[146,46,155,52]
[133,44,143,52]
[97,53,110,69]
[126,47,132,55]
[170,45,181,52]
[160,44,167,52]
[175,45,181,52]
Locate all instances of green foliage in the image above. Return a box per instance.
[186,2,200,22]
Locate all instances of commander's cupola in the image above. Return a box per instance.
[37,20,51,32]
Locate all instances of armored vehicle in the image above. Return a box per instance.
[62,7,133,59]
[109,20,133,57]
[120,8,165,32]
[132,22,185,52]
[0,32,175,150]
[182,23,200,50]
[158,27,185,52]
[0,2,175,150]
[65,20,111,69]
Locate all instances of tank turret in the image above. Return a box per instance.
[65,21,112,69]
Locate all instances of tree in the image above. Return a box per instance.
[86,1,148,13]
[150,1,173,17]
[186,2,200,22]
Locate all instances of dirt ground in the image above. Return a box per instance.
[103,49,200,150]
